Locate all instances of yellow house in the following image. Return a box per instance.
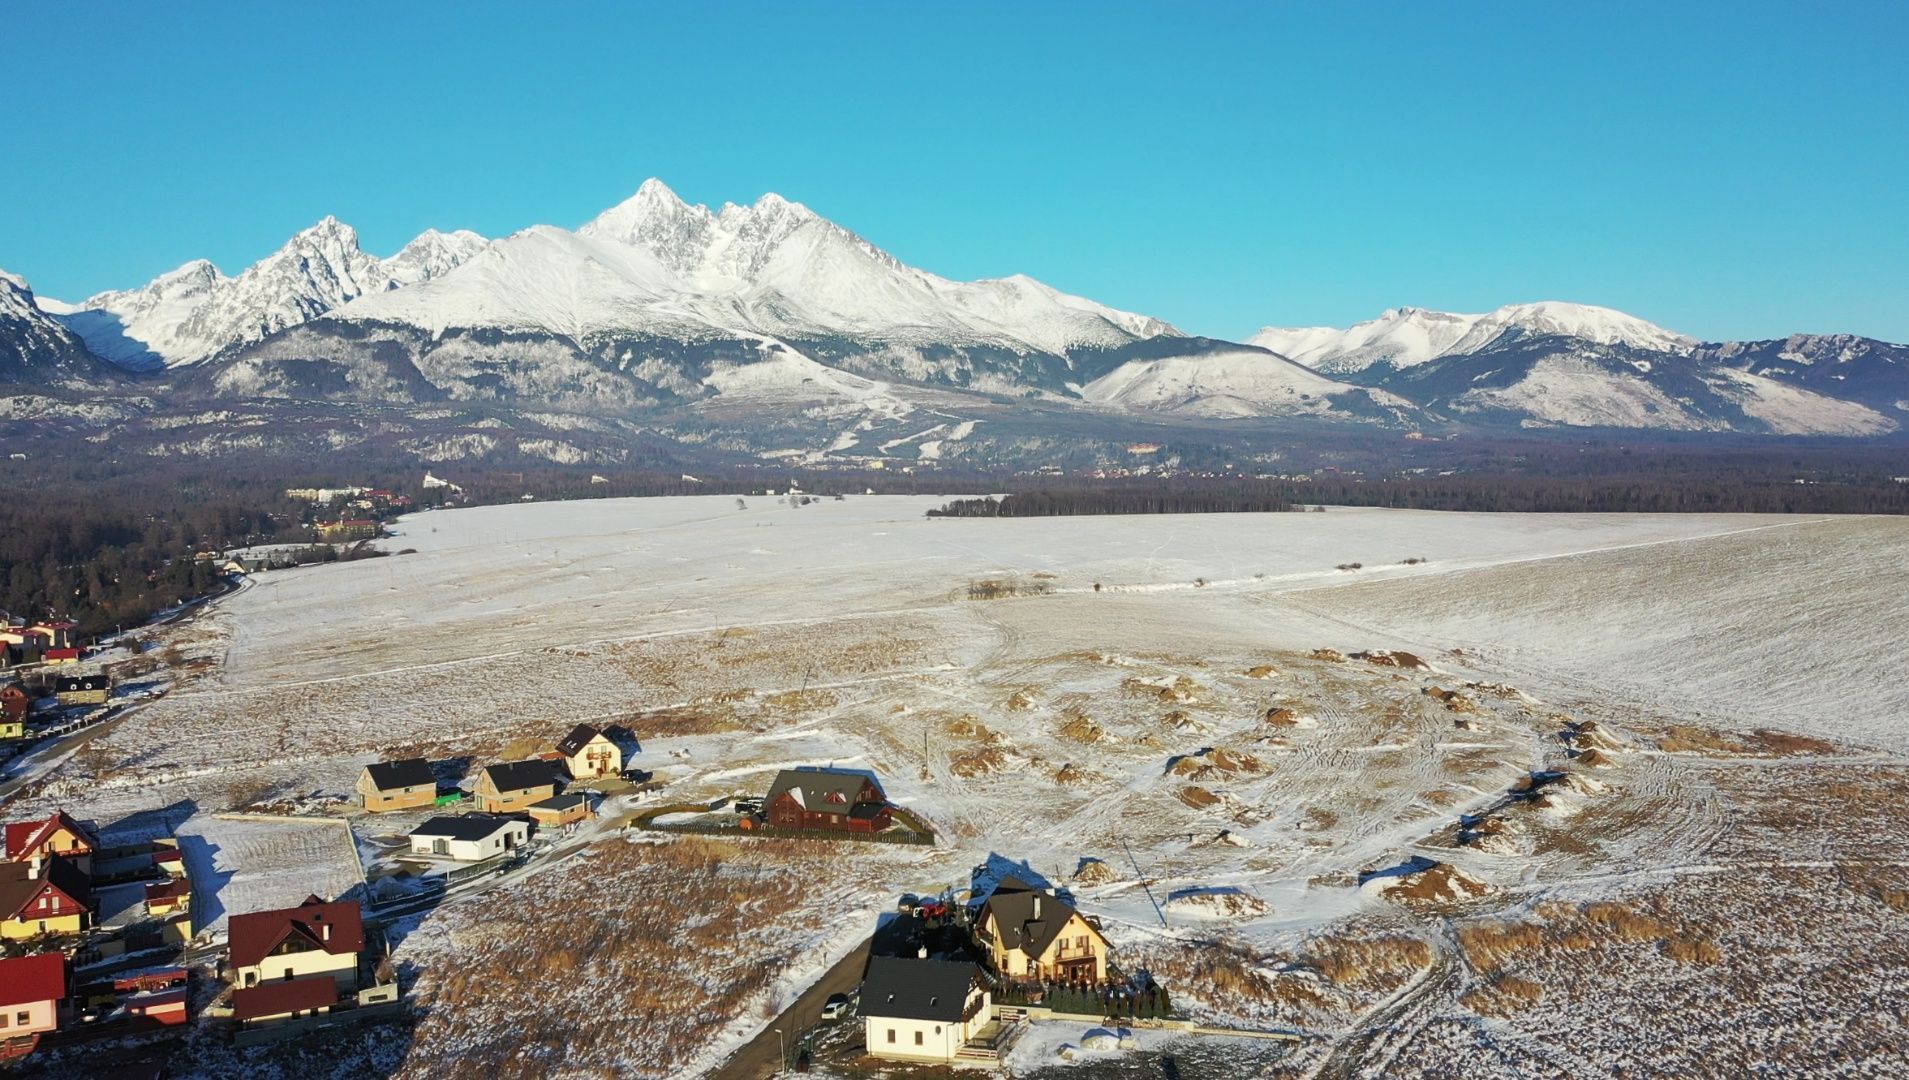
[356,758,437,812]
[555,724,621,781]
[5,810,99,877]
[228,896,363,992]
[475,760,559,813]
[0,719,22,740]
[0,858,94,940]
[973,879,1111,984]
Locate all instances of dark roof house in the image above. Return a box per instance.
[480,760,557,793]
[765,767,885,810]
[409,814,523,843]
[0,857,94,922]
[979,885,1099,962]
[363,758,435,792]
[54,674,110,694]
[554,724,603,758]
[860,956,981,1022]
[232,975,339,1021]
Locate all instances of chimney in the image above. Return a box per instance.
[918,946,929,960]
[1033,895,1041,919]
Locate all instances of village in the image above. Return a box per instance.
[2,681,1191,1074]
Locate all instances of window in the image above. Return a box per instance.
[914,1031,924,1046]
[14,1011,27,1026]
[886,1029,896,1044]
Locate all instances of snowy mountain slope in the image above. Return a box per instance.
[1387,334,1896,436]
[1254,301,1695,378]
[341,178,1178,358]
[1081,343,1410,420]
[46,220,489,369]
[1694,334,1909,417]
[0,269,117,386]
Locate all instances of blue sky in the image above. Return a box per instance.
[4,2,1906,342]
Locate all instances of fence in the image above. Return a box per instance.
[631,801,936,846]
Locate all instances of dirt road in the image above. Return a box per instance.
[710,938,871,1080]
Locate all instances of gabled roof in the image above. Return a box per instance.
[0,857,93,920]
[232,975,338,1021]
[0,952,66,1007]
[410,814,522,843]
[555,723,607,758]
[5,810,100,861]
[766,767,884,812]
[145,877,191,903]
[860,956,979,1022]
[481,759,557,794]
[980,886,1099,961]
[529,793,589,812]
[228,896,364,970]
[363,757,435,791]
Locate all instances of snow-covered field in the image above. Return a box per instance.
[8,495,1906,1077]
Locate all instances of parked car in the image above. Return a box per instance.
[822,992,853,1020]
[896,893,919,913]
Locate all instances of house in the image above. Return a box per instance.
[527,793,592,829]
[407,815,528,862]
[860,956,991,1064]
[0,858,95,940]
[474,760,558,813]
[40,649,82,666]
[0,680,30,723]
[0,952,66,1048]
[0,718,19,741]
[763,767,892,834]
[316,520,380,543]
[973,878,1110,985]
[144,877,192,918]
[53,674,110,708]
[5,811,99,876]
[356,758,437,812]
[231,975,339,1029]
[555,724,621,781]
[227,896,363,992]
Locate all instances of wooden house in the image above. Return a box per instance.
[474,760,558,813]
[860,956,990,1064]
[554,724,621,781]
[763,767,892,834]
[355,759,437,812]
[5,811,99,876]
[528,793,592,829]
[227,895,363,992]
[973,878,1110,985]
[53,675,110,708]
[0,858,95,941]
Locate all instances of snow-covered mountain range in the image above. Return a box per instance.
[6,180,1905,446]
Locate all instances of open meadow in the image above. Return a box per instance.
[10,495,1907,1078]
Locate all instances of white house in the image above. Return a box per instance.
[860,956,991,1064]
[555,724,623,781]
[407,814,528,862]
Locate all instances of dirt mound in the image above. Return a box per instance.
[1352,649,1429,670]
[951,746,1011,777]
[1054,762,1099,787]
[1423,686,1481,713]
[946,715,996,740]
[1244,664,1280,679]
[1264,706,1316,728]
[1576,747,1613,768]
[1165,885,1269,919]
[1074,857,1118,884]
[1058,711,1107,744]
[1190,828,1251,848]
[1161,709,1206,732]
[1178,785,1222,810]
[1458,815,1525,855]
[1562,719,1628,753]
[1124,674,1205,704]
[1366,858,1490,906]
[1005,689,1037,711]
[1310,648,1346,663]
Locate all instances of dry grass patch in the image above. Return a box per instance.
[951,746,1011,778]
[1462,974,1544,1017]
[397,836,862,1079]
[1178,785,1222,810]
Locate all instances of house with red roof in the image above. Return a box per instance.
[231,975,339,1030]
[0,952,66,1055]
[0,858,95,941]
[0,680,30,724]
[227,896,364,993]
[4,810,100,877]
